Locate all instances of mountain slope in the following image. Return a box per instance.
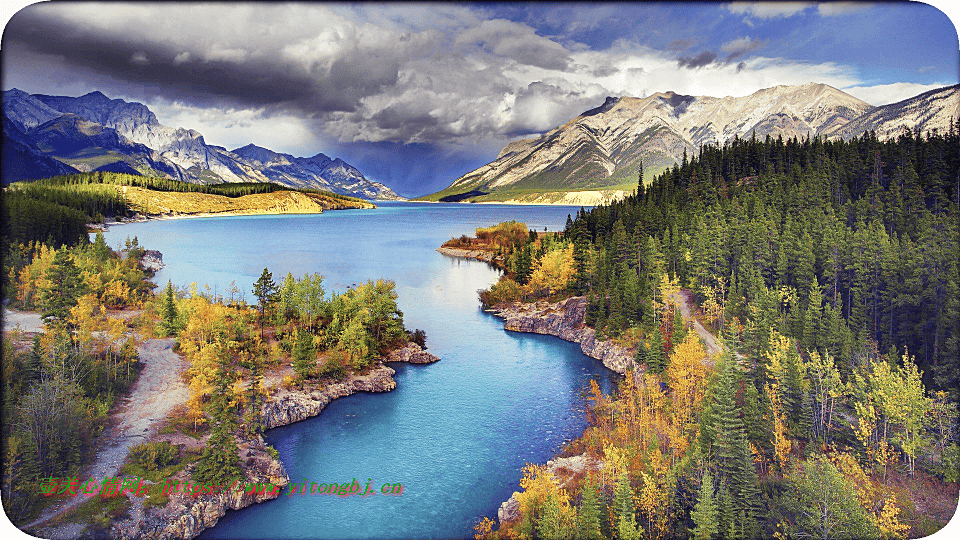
[424,83,931,203]
[836,84,960,140]
[2,89,402,199]
[2,89,62,131]
[25,114,186,178]
[1,117,78,185]
[230,144,400,199]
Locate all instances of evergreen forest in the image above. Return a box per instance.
[475,125,959,539]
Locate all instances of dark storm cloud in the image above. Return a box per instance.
[591,64,620,77]
[721,36,767,61]
[454,18,572,71]
[4,8,395,115]
[666,38,696,52]
[677,50,718,69]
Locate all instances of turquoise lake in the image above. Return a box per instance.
[100,202,617,539]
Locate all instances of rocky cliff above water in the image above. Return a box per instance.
[119,343,439,540]
[491,296,637,375]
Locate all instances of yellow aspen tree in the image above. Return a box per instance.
[804,350,843,441]
[874,497,910,538]
[526,243,576,295]
[766,384,792,472]
[666,332,709,459]
[514,464,573,540]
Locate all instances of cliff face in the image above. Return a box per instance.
[121,435,289,540]
[491,296,636,375]
[261,364,400,429]
[121,344,439,539]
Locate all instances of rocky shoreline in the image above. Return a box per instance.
[490,296,637,375]
[497,453,597,525]
[117,343,439,540]
[436,245,502,266]
[483,298,635,533]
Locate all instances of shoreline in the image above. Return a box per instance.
[89,206,370,232]
[490,297,637,375]
[437,249,634,374]
[435,246,500,265]
[115,342,440,540]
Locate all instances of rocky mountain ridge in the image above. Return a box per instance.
[2,89,402,199]
[426,82,959,203]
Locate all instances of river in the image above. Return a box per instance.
[99,202,617,539]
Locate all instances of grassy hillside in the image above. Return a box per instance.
[120,185,373,215]
[2,172,373,250]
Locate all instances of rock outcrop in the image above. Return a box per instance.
[491,297,637,375]
[140,250,164,272]
[261,364,398,429]
[497,454,597,525]
[385,342,441,364]
[120,435,288,540]
[120,342,438,539]
[436,246,500,264]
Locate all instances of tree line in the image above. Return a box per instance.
[476,125,959,539]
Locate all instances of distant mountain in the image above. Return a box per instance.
[1,89,402,200]
[835,84,959,140]
[2,88,62,131]
[1,116,77,184]
[25,113,183,178]
[231,144,399,199]
[424,83,957,204]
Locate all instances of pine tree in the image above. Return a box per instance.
[577,474,603,540]
[39,249,84,325]
[646,328,667,374]
[537,492,572,540]
[160,280,179,337]
[253,268,277,338]
[613,472,640,540]
[193,344,241,486]
[292,329,317,379]
[637,160,645,197]
[690,470,719,540]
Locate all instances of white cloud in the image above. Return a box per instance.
[146,98,319,156]
[817,2,871,16]
[7,2,947,158]
[721,36,766,60]
[725,2,815,19]
[130,52,149,65]
[204,44,248,64]
[454,18,572,71]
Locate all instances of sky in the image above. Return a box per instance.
[2,1,958,198]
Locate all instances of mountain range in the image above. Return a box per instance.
[1,89,402,200]
[423,82,959,204]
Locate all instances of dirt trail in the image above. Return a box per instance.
[2,308,45,334]
[670,289,722,358]
[25,337,189,532]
